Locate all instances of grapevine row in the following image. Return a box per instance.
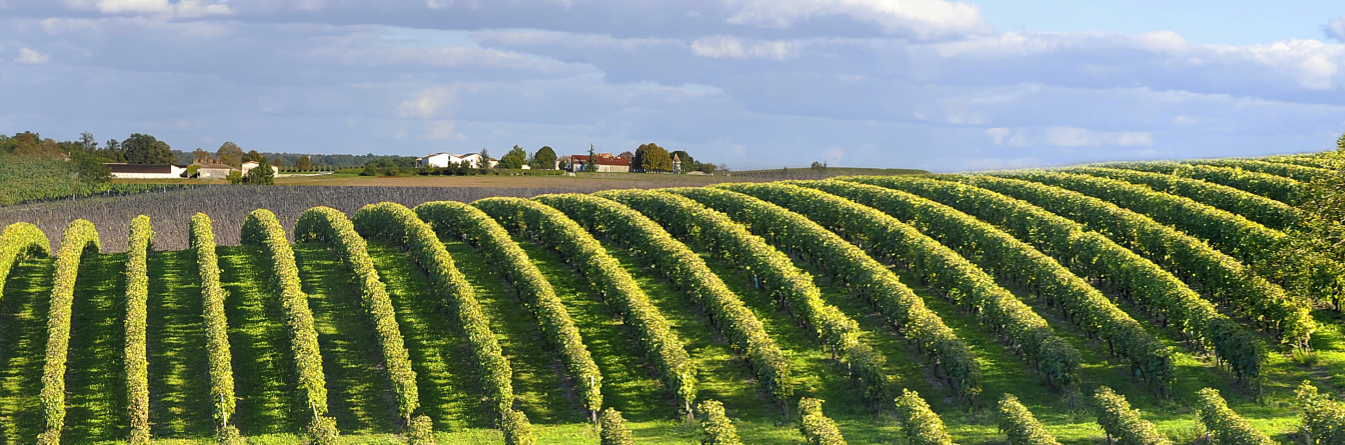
[1260,154,1340,170]
[38,219,100,444]
[413,200,603,419]
[1093,387,1170,445]
[798,398,847,445]
[894,389,956,445]
[350,202,533,441]
[1194,388,1275,445]
[0,222,49,286]
[854,176,1266,385]
[997,171,1285,265]
[998,394,1059,445]
[535,193,794,403]
[955,175,1314,348]
[809,180,1173,388]
[294,206,429,431]
[125,215,152,444]
[721,182,1081,390]
[239,209,338,439]
[469,197,699,414]
[189,213,240,439]
[1297,381,1345,445]
[1187,158,1334,183]
[1066,166,1302,230]
[669,187,981,402]
[600,189,889,405]
[1103,161,1302,205]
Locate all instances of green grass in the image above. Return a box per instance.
[293,243,398,433]
[364,241,490,431]
[65,252,130,442]
[146,249,214,437]
[218,245,307,435]
[0,257,54,443]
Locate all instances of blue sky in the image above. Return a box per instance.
[2,0,1345,172]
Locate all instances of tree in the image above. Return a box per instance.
[478,148,491,170]
[13,134,63,158]
[700,163,718,174]
[617,151,634,162]
[296,156,313,171]
[71,151,112,182]
[533,146,557,170]
[500,145,528,169]
[634,143,672,172]
[243,150,264,163]
[226,171,243,184]
[192,148,211,163]
[217,142,244,168]
[671,150,695,169]
[587,145,596,172]
[243,158,275,185]
[79,132,97,152]
[122,133,175,164]
[361,163,378,176]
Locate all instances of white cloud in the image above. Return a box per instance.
[1327,14,1345,42]
[15,47,50,64]
[987,126,1153,148]
[398,86,456,119]
[68,0,232,18]
[691,35,797,60]
[424,120,458,139]
[723,0,990,39]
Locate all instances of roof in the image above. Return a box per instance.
[673,154,680,162]
[106,163,176,174]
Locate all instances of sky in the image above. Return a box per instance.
[2,1,1345,172]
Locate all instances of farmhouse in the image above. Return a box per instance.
[105,163,188,179]
[192,161,236,179]
[241,161,280,176]
[417,152,499,169]
[569,154,630,173]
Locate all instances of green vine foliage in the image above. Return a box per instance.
[697,399,742,445]
[1186,159,1333,183]
[38,219,100,445]
[1296,381,1345,445]
[669,187,981,403]
[406,415,434,445]
[602,189,888,406]
[0,222,50,286]
[797,398,847,445]
[350,202,530,440]
[998,394,1060,445]
[1066,166,1302,230]
[1103,161,1302,205]
[413,200,603,418]
[125,215,153,444]
[894,389,956,445]
[1195,388,1277,445]
[1093,387,1171,445]
[295,206,425,427]
[855,176,1265,390]
[190,213,239,437]
[599,408,635,445]
[723,182,1081,390]
[471,197,699,415]
[536,193,793,404]
[964,173,1314,350]
[502,409,536,445]
[240,209,338,436]
[813,179,1171,390]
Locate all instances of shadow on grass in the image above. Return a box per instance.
[65,252,129,442]
[146,249,214,437]
[0,258,54,444]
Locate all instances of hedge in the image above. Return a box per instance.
[296,206,424,427]
[536,193,793,404]
[0,222,50,287]
[855,176,1266,389]
[812,180,1172,389]
[125,215,153,444]
[600,189,889,405]
[1093,386,1171,445]
[600,408,635,445]
[894,389,956,445]
[998,394,1060,445]
[189,213,241,441]
[1195,388,1276,445]
[1296,381,1345,445]
[1066,166,1301,231]
[413,201,603,418]
[350,202,531,440]
[240,209,338,440]
[38,219,100,445]
[797,398,847,445]
[698,399,741,445]
[1187,158,1333,183]
[670,187,981,402]
[724,182,1081,390]
[472,197,698,414]
[1104,161,1302,205]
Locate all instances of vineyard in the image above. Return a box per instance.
[3,153,1345,444]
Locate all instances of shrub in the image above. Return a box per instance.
[125,215,153,444]
[503,409,536,445]
[1297,381,1345,445]
[698,400,742,445]
[1194,388,1276,445]
[894,389,956,445]
[600,408,635,445]
[37,219,100,445]
[1093,386,1170,445]
[190,213,239,437]
[407,415,435,445]
[797,398,847,445]
[998,394,1059,445]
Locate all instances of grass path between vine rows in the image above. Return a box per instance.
[293,243,397,433]
[146,249,214,438]
[64,252,129,443]
[0,258,53,444]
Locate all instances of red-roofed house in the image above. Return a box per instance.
[568,153,630,173]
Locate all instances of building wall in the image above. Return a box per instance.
[597,165,630,173]
[110,172,184,179]
[198,168,233,179]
